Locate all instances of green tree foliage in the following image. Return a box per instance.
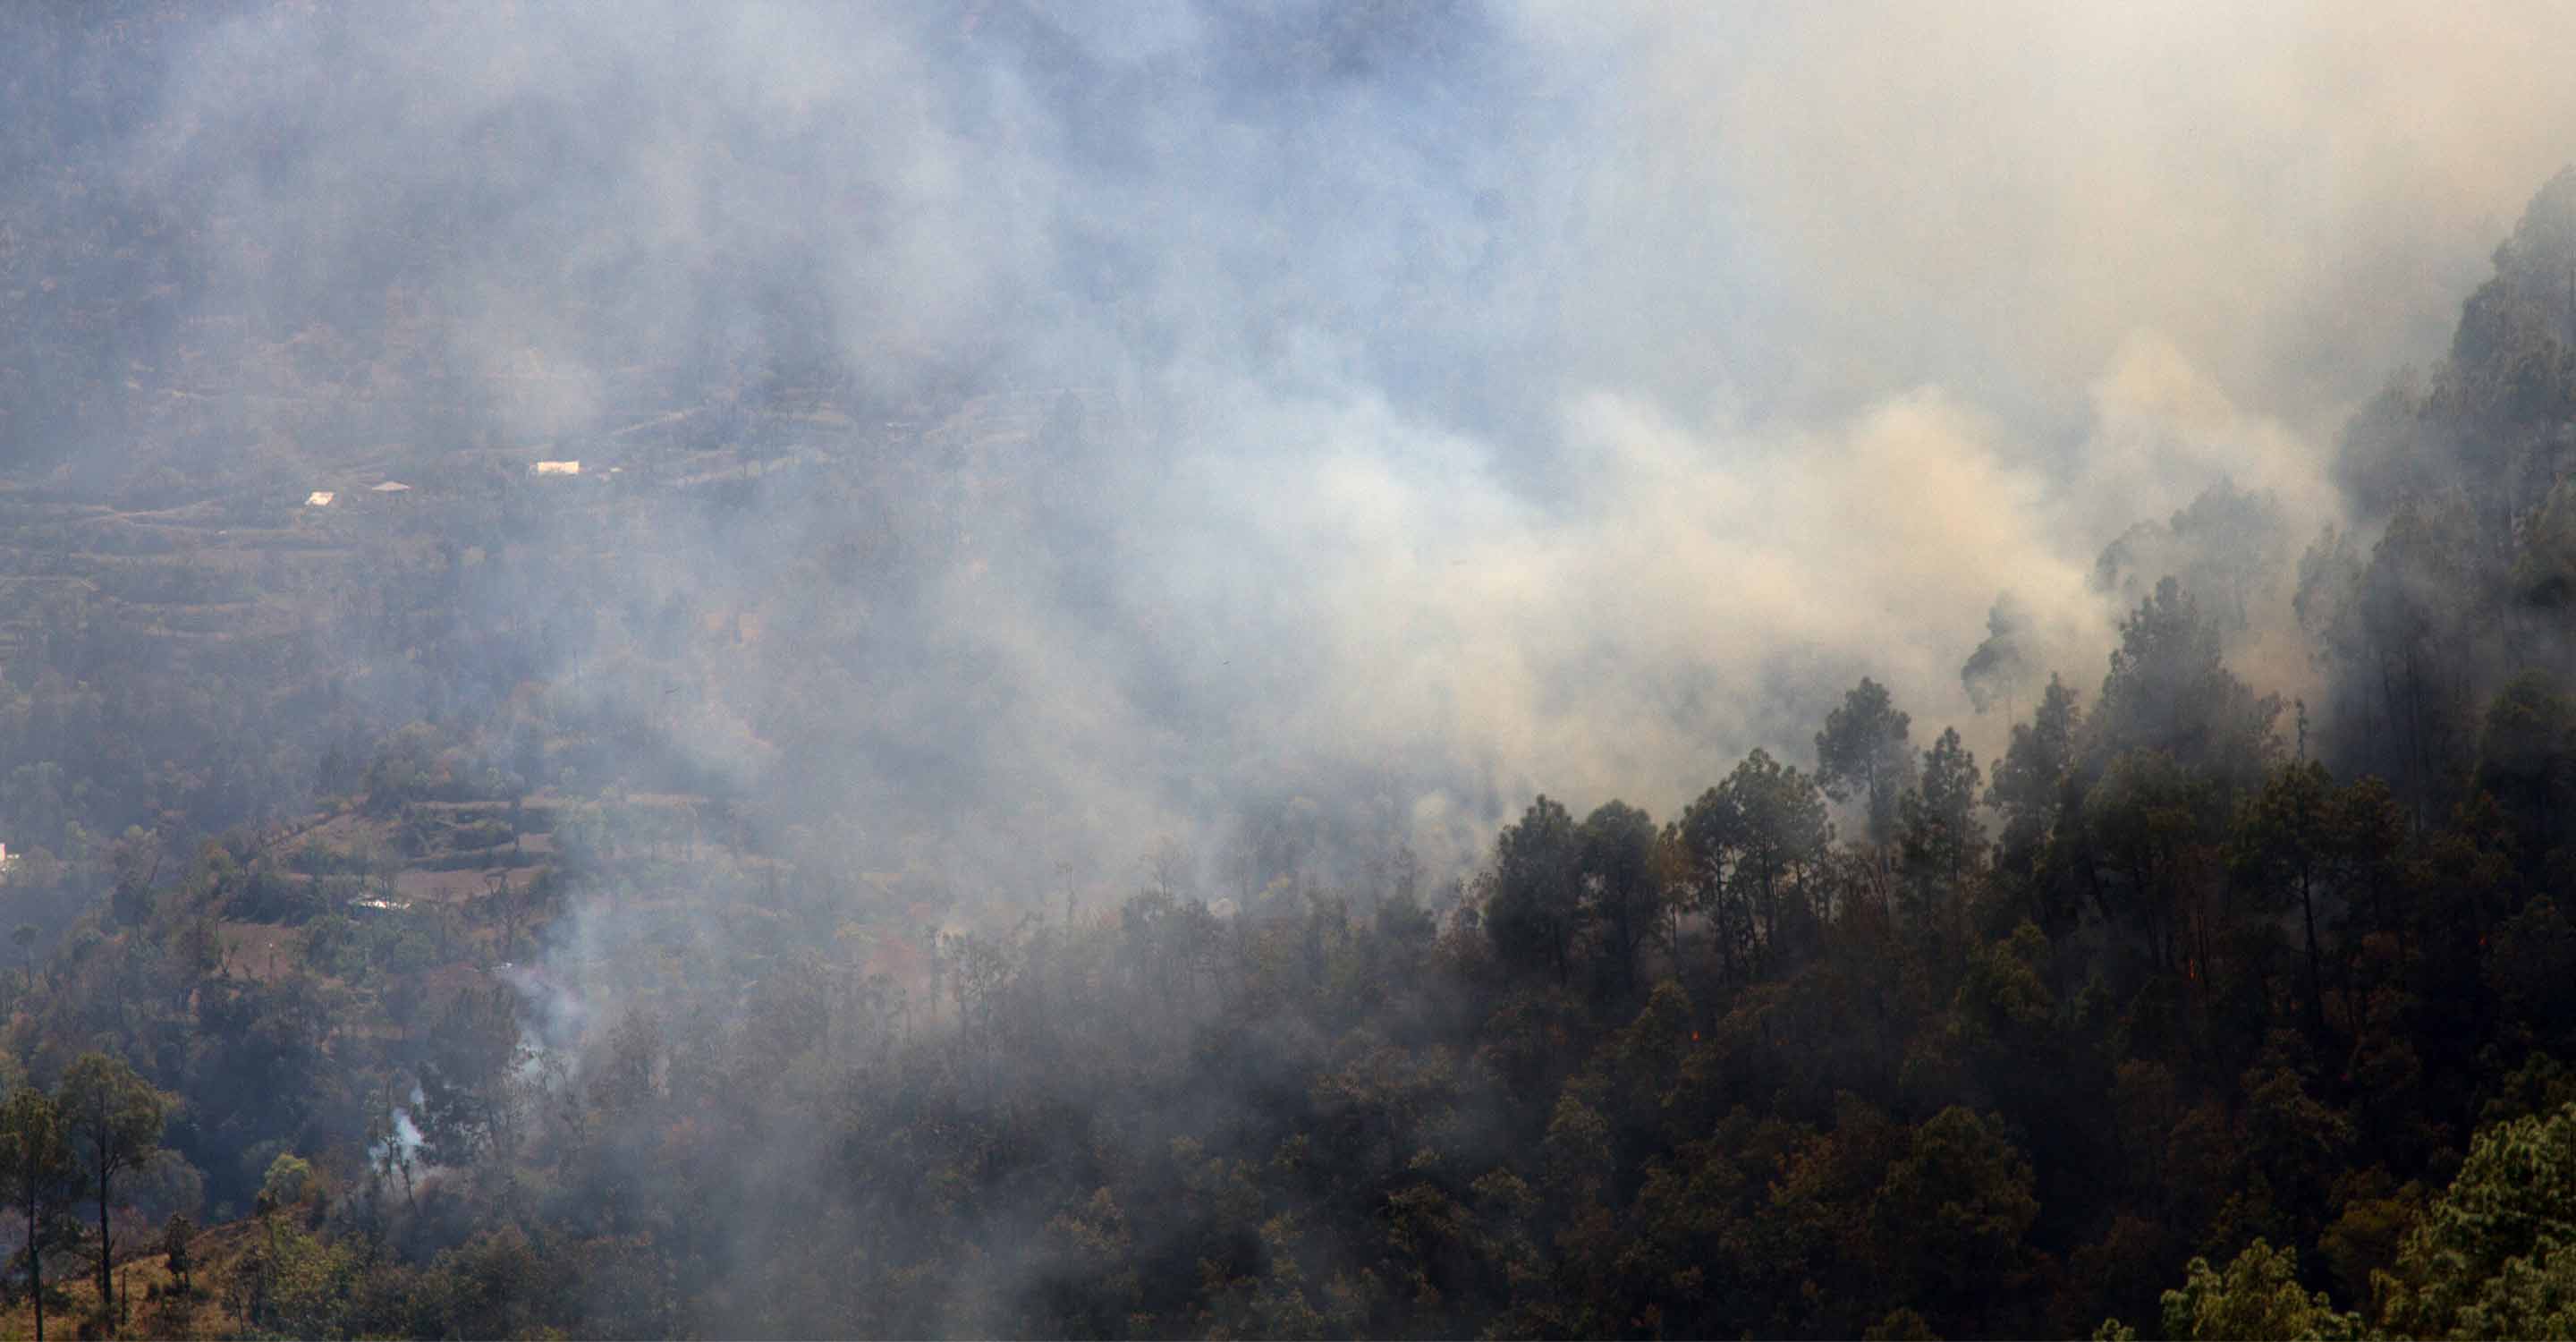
[2512,477,2576,607]
[57,1050,165,1319]
[2306,491,2496,822]
[1674,749,1835,980]
[1949,923,2055,1064]
[2080,749,2211,974]
[162,1210,196,1293]
[1900,726,1986,924]
[261,1143,311,1210]
[1818,677,1916,847]
[10,922,35,994]
[2477,671,2576,884]
[2092,577,2281,793]
[1868,1107,2039,1331]
[0,1087,75,1341]
[2492,896,2576,1044]
[1485,795,1580,983]
[1574,799,1660,1004]
[2155,1239,2361,1341]
[2378,1100,2576,1338]
[2229,761,2402,1036]
[410,984,525,1167]
[1988,675,2083,930]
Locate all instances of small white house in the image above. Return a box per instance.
[530,460,580,477]
[372,480,412,495]
[305,491,335,507]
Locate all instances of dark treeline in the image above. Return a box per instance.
[18,534,2576,1337]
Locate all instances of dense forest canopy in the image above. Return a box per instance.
[9,2,2576,1339]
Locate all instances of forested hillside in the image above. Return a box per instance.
[12,4,2576,1340]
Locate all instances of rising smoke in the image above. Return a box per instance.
[15,1,2576,1329]
[4,2,2570,1025]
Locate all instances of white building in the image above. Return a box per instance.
[305,491,335,507]
[530,460,581,477]
[372,480,412,495]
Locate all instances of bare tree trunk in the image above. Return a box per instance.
[26,1196,41,1342]
[97,1171,112,1324]
[2301,870,2326,1036]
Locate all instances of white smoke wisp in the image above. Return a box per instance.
[376,1104,426,1168]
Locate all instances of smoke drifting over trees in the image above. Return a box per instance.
[7,2,2576,1338]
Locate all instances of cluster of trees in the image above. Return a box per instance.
[1,1052,166,1338]
[18,554,2576,1337]
[2300,167,2576,831]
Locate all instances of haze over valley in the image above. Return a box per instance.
[6,4,2576,1338]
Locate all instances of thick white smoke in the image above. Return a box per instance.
[62,0,2576,898]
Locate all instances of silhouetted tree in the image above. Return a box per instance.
[1899,726,1985,924]
[1487,795,1581,983]
[1575,799,1659,1004]
[1818,678,1915,846]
